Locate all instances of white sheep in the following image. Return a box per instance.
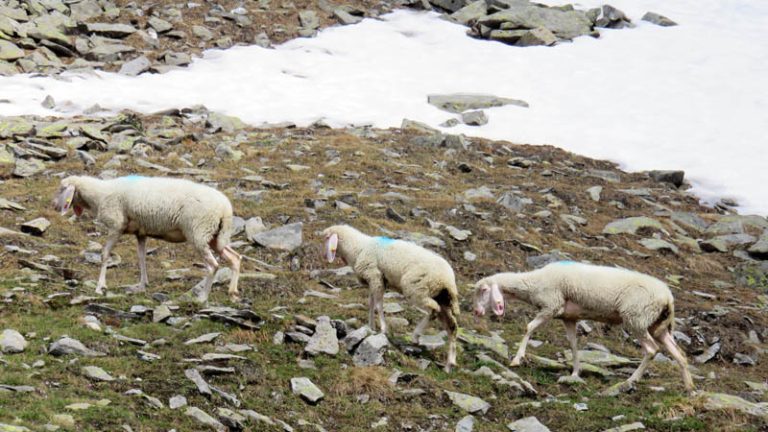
[473,261,694,394]
[52,175,241,302]
[323,224,460,372]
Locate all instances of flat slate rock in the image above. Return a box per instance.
[507,416,551,432]
[291,377,324,404]
[428,93,528,113]
[251,222,303,252]
[0,329,27,353]
[445,390,490,414]
[602,217,664,235]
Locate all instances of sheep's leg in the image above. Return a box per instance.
[563,319,580,377]
[657,329,695,393]
[96,232,120,295]
[376,284,386,334]
[132,235,148,292]
[602,332,657,396]
[187,248,219,303]
[367,277,386,333]
[438,306,459,373]
[412,313,434,342]
[511,310,553,367]
[220,245,241,301]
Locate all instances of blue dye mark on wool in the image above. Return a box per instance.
[120,175,145,182]
[554,260,577,266]
[374,236,396,247]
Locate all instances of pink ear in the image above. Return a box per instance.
[491,283,504,316]
[56,185,76,215]
[325,233,338,263]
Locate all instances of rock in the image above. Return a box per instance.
[428,93,528,113]
[49,337,105,357]
[670,212,709,233]
[700,234,756,253]
[51,414,76,428]
[586,186,602,202]
[119,56,150,76]
[184,332,221,345]
[251,222,303,252]
[565,350,634,367]
[464,186,495,200]
[639,238,678,254]
[153,305,172,323]
[70,0,103,21]
[602,217,664,235]
[192,25,214,41]
[516,27,557,46]
[747,231,768,259]
[217,407,247,430]
[84,23,137,38]
[0,329,27,353]
[299,10,320,30]
[458,328,509,357]
[446,225,472,241]
[461,110,489,126]
[82,365,115,382]
[0,424,31,431]
[445,391,490,414]
[479,5,593,40]
[456,415,475,432]
[0,198,24,212]
[353,333,389,366]
[86,42,135,61]
[305,316,339,356]
[594,5,632,29]
[702,392,768,418]
[334,9,363,25]
[169,395,187,409]
[642,12,677,27]
[451,1,488,25]
[291,377,324,404]
[343,325,372,351]
[184,368,212,396]
[601,423,646,432]
[20,217,50,236]
[649,170,684,187]
[148,17,173,33]
[163,52,192,67]
[694,342,720,364]
[185,407,226,432]
[206,112,246,133]
[0,40,25,61]
[507,417,551,432]
[587,169,621,183]
[706,215,768,235]
[215,143,243,161]
[429,0,466,12]
[13,158,46,178]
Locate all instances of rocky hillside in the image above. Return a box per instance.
[1,109,767,431]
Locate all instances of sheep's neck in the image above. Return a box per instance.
[75,178,110,212]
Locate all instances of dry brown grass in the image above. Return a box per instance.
[330,366,395,401]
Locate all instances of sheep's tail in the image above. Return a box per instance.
[651,298,675,337]
[215,213,233,252]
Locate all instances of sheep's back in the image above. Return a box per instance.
[375,240,455,293]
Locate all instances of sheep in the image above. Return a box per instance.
[52,175,241,302]
[473,261,694,394]
[322,224,460,372]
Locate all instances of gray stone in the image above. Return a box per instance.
[251,222,303,252]
[446,225,472,241]
[0,329,27,353]
[464,185,495,200]
[70,0,103,21]
[748,232,768,259]
[244,217,267,242]
[147,17,173,33]
[20,217,50,236]
[507,417,551,432]
[700,234,756,253]
[153,305,172,323]
[206,112,245,133]
[458,328,509,357]
[353,333,389,366]
[642,12,676,27]
[13,158,45,178]
[343,325,372,351]
[184,368,212,396]
[428,93,528,113]
[445,391,490,414]
[291,377,324,404]
[333,9,362,25]
[461,110,488,126]
[587,169,621,183]
[49,337,105,357]
[119,56,150,76]
[516,27,557,46]
[169,395,187,409]
[595,5,632,29]
[86,43,135,61]
[456,415,475,432]
[706,215,768,235]
[639,238,678,254]
[184,332,221,345]
[670,212,709,233]
[694,342,720,364]
[649,170,684,187]
[430,0,466,13]
[0,40,24,61]
[305,316,339,356]
[602,217,664,235]
[164,52,192,66]
[479,5,592,40]
[82,365,115,382]
[185,407,226,432]
[0,6,29,22]
[192,25,214,40]
[451,0,488,25]
[702,392,768,419]
[84,23,137,38]
[299,10,320,29]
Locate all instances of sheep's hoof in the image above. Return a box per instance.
[95,286,105,296]
[601,381,635,397]
[229,294,241,303]
[510,358,523,367]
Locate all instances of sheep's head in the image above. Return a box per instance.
[52,177,84,217]
[322,227,340,263]
[473,280,504,317]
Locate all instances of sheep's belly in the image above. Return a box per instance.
[123,222,187,243]
[559,301,622,324]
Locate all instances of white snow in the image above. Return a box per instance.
[1,1,767,214]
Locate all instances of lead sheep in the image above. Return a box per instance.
[52,175,241,302]
[323,225,460,372]
[473,261,694,394]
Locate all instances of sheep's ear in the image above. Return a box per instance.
[325,233,338,263]
[56,185,76,215]
[491,283,505,316]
